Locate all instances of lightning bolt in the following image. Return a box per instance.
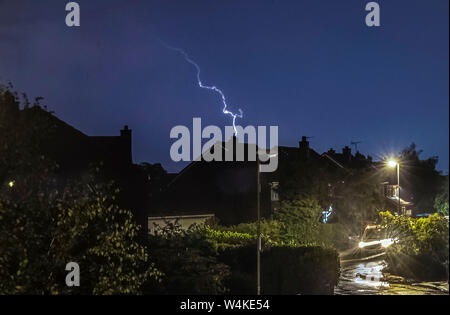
[160,41,244,135]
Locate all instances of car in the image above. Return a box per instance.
[357,225,396,257]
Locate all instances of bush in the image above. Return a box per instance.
[147,224,340,295]
[0,170,158,294]
[205,227,256,247]
[145,224,230,294]
[275,196,323,244]
[380,211,449,281]
[317,223,352,251]
[205,226,340,294]
[214,218,351,251]
[217,244,339,295]
[262,246,339,295]
[213,220,284,245]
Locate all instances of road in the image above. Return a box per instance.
[335,252,449,295]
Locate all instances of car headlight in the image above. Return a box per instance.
[381,239,394,248]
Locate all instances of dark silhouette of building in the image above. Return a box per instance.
[153,136,379,225]
[152,135,416,225]
[8,106,153,231]
[13,105,413,227]
[153,137,271,225]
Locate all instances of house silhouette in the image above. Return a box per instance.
[152,136,381,225]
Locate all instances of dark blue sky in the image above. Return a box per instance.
[0,0,448,173]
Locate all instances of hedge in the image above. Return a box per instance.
[147,225,340,294]
[217,244,340,295]
[380,211,449,281]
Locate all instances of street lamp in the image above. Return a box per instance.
[387,159,401,215]
[256,150,278,296]
[387,160,397,169]
[256,155,261,296]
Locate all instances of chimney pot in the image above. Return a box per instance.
[342,146,352,161]
[299,136,310,149]
[121,125,131,137]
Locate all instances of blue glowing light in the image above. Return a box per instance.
[322,205,333,223]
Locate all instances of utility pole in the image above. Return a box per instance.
[388,160,402,215]
[397,163,401,215]
[256,156,261,295]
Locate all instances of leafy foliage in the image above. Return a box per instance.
[275,195,323,244]
[0,84,159,294]
[277,151,388,238]
[204,222,340,294]
[434,176,449,216]
[261,245,339,294]
[333,169,388,235]
[216,242,339,295]
[380,211,449,280]
[215,206,350,249]
[0,169,160,294]
[397,143,444,213]
[146,223,230,294]
[212,220,284,245]
[205,227,255,247]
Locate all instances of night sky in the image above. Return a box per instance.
[0,0,448,173]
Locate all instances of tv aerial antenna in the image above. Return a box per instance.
[350,141,362,152]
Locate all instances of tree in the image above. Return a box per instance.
[146,223,230,294]
[398,143,444,213]
[380,211,449,280]
[0,167,160,294]
[277,153,387,237]
[0,84,159,294]
[333,168,388,235]
[434,176,449,216]
[138,162,169,199]
[275,194,323,244]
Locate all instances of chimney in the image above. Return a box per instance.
[121,125,131,138]
[342,146,352,162]
[120,125,132,164]
[299,136,310,149]
[299,136,310,159]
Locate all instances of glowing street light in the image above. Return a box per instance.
[387,159,402,215]
[387,160,398,168]
[8,181,14,188]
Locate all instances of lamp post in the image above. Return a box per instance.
[256,156,261,296]
[387,160,401,215]
[256,150,277,295]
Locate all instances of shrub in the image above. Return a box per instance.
[217,244,339,295]
[145,224,230,294]
[275,196,323,244]
[262,246,339,295]
[0,170,158,294]
[205,227,255,247]
[214,220,285,245]
[317,223,352,251]
[148,223,340,295]
[380,211,449,281]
